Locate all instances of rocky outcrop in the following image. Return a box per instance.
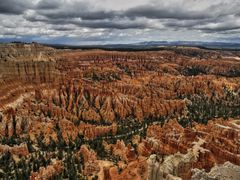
[30,160,63,180]
[59,119,78,143]
[108,157,148,180]
[79,123,117,140]
[0,43,58,83]
[110,140,136,162]
[144,118,240,167]
[79,145,100,176]
[147,138,208,180]
[0,60,58,83]
[0,143,29,156]
[192,161,240,180]
[0,43,60,115]
[29,121,58,144]
[0,43,56,62]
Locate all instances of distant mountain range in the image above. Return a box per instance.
[134,41,240,49]
[2,41,240,51]
[47,41,240,51]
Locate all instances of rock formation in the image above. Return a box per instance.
[30,160,63,180]
[0,143,29,156]
[192,161,240,180]
[147,138,207,180]
[0,43,240,179]
[79,145,100,176]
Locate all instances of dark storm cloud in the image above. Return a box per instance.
[25,13,151,30]
[24,1,151,30]
[0,0,32,15]
[36,7,117,20]
[30,1,210,25]
[198,25,240,33]
[35,0,117,20]
[163,19,208,29]
[29,0,240,31]
[53,26,75,31]
[124,5,209,20]
[123,1,240,20]
[36,0,60,10]
[71,19,150,29]
[40,10,116,20]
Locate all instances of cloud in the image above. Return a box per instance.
[0,0,33,15]
[35,0,116,20]
[198,24,240,32]
[53,26,75,31]
[0,0,240,44]
[124,5,209,20]
[36,0,60,10]
[73,20,148,29]
[194,15,240,33]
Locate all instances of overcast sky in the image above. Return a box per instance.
[0,0,240,45]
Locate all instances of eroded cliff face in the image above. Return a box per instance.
[0,43,55,61]
[0,44,240,179]
[139,119,240,180]
[0,43,58,81]
[147,138,206,180]
[192,161,240,180]
[0,43,60,111]
[147,143,240,180]
[0,60,57,83]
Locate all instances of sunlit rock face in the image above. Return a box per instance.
[192,161,240,180]
[0,43,58,83]
[30,160,63,180]
[144,119,240,179]
[0,43,240,179]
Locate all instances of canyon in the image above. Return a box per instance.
[0,43,240,179]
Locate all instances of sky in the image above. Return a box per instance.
[0,0,240,45]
